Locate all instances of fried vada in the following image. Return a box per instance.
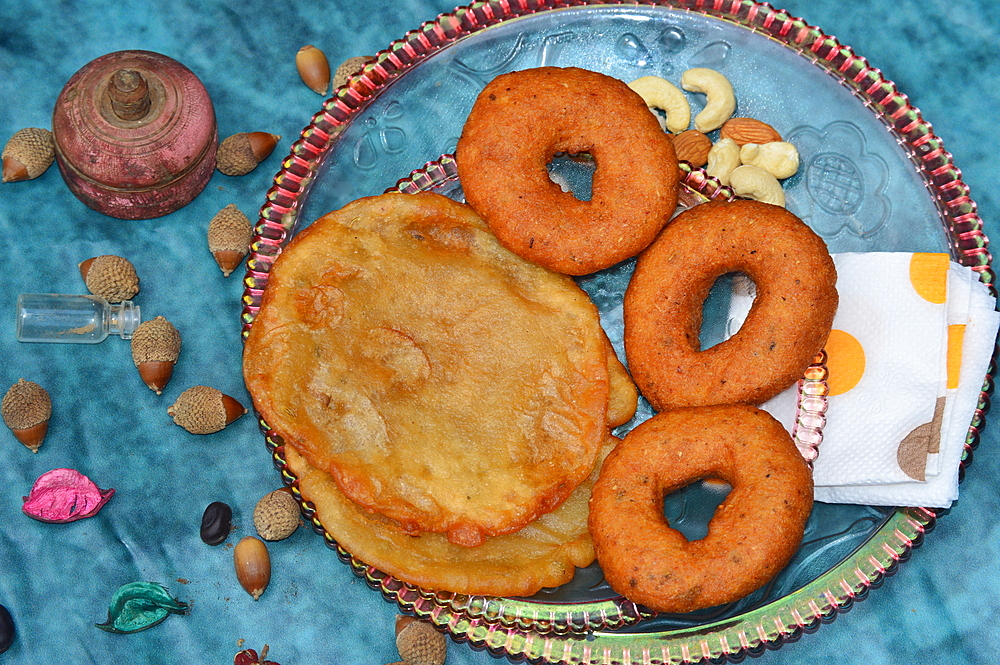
[623,199,837,410]
[456,67,679,276]
[588,404,813,614]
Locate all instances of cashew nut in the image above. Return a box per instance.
[729,164,785,207]
[680,68,736,133]
[706,137,741,186]
[739,141,800,179]
[627,76,691,134]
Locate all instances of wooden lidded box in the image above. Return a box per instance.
[52,50,217,219]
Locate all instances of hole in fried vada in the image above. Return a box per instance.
[699,272,756,350]
[546,152,594,201]
[662,478,731,542]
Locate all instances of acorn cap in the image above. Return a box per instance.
[131,316,181,394]
[2,379,52,453]
[167,385,246,434]
[131,316,181,365]
[208,204,253,276]
[333,55,374,90]
[2,127,55,183]
[216,132,280,177]
[2,378,51,430]
[79,255,140,303]
[252,489,301,541]
[395,616,447,665]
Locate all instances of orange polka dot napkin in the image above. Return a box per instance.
[729,252,998,508]
[810,254,997,507]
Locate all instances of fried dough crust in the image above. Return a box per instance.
[286,437,617,597]
[243,192,611,546]
[604,334,638,428]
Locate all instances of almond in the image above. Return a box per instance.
[670,130,712,168]
[719,118,782,146]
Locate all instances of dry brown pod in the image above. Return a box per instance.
[79,255,140,303]
[395,615,447,665]
[671,130,712,168]
[333,55,375,90]
[234,536,271,600]
[296,45,331,96]
[253,489,301,541]
[1,378,51,453]
[167,385,246,434]
[2,127,55,183]
[216,132,281,176]
[130,316,181,395]
[207,204,253,277]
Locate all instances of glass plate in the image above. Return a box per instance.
[240,2,996,662]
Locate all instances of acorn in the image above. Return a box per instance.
[332,55,374,90]
[253,489,300,541]
[2,127,54,183]
[208,204,253,277]
[395,615,447,665]
[167,386,246,434]
[216,132,281,176]
[1,379,52,453]
[130,316,181,395]
[233,536,271,601]
[296,44,331,96]
[79,255,140,303]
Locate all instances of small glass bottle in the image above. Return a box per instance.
[16,294,141,344]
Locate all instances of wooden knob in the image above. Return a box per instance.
[107,69,151,121]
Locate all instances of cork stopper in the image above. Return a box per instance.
[1,379,51,430]
[79,255,140,303]
[167,385,246,434]
[2,127,55,183]
[253,490,301,541]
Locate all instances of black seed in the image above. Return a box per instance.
[0,604,14,654]
[200,501,233,546]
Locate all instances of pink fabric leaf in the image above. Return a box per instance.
[22,468,115,523]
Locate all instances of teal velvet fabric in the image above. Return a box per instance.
[1,1,999,663]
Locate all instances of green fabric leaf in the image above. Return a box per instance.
[95,581,188,634]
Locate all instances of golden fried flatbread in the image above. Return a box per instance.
[285,438,614,597]
[243,192,611,547]
[604,335,638,428]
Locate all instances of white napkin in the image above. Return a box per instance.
[726,252,999,508]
